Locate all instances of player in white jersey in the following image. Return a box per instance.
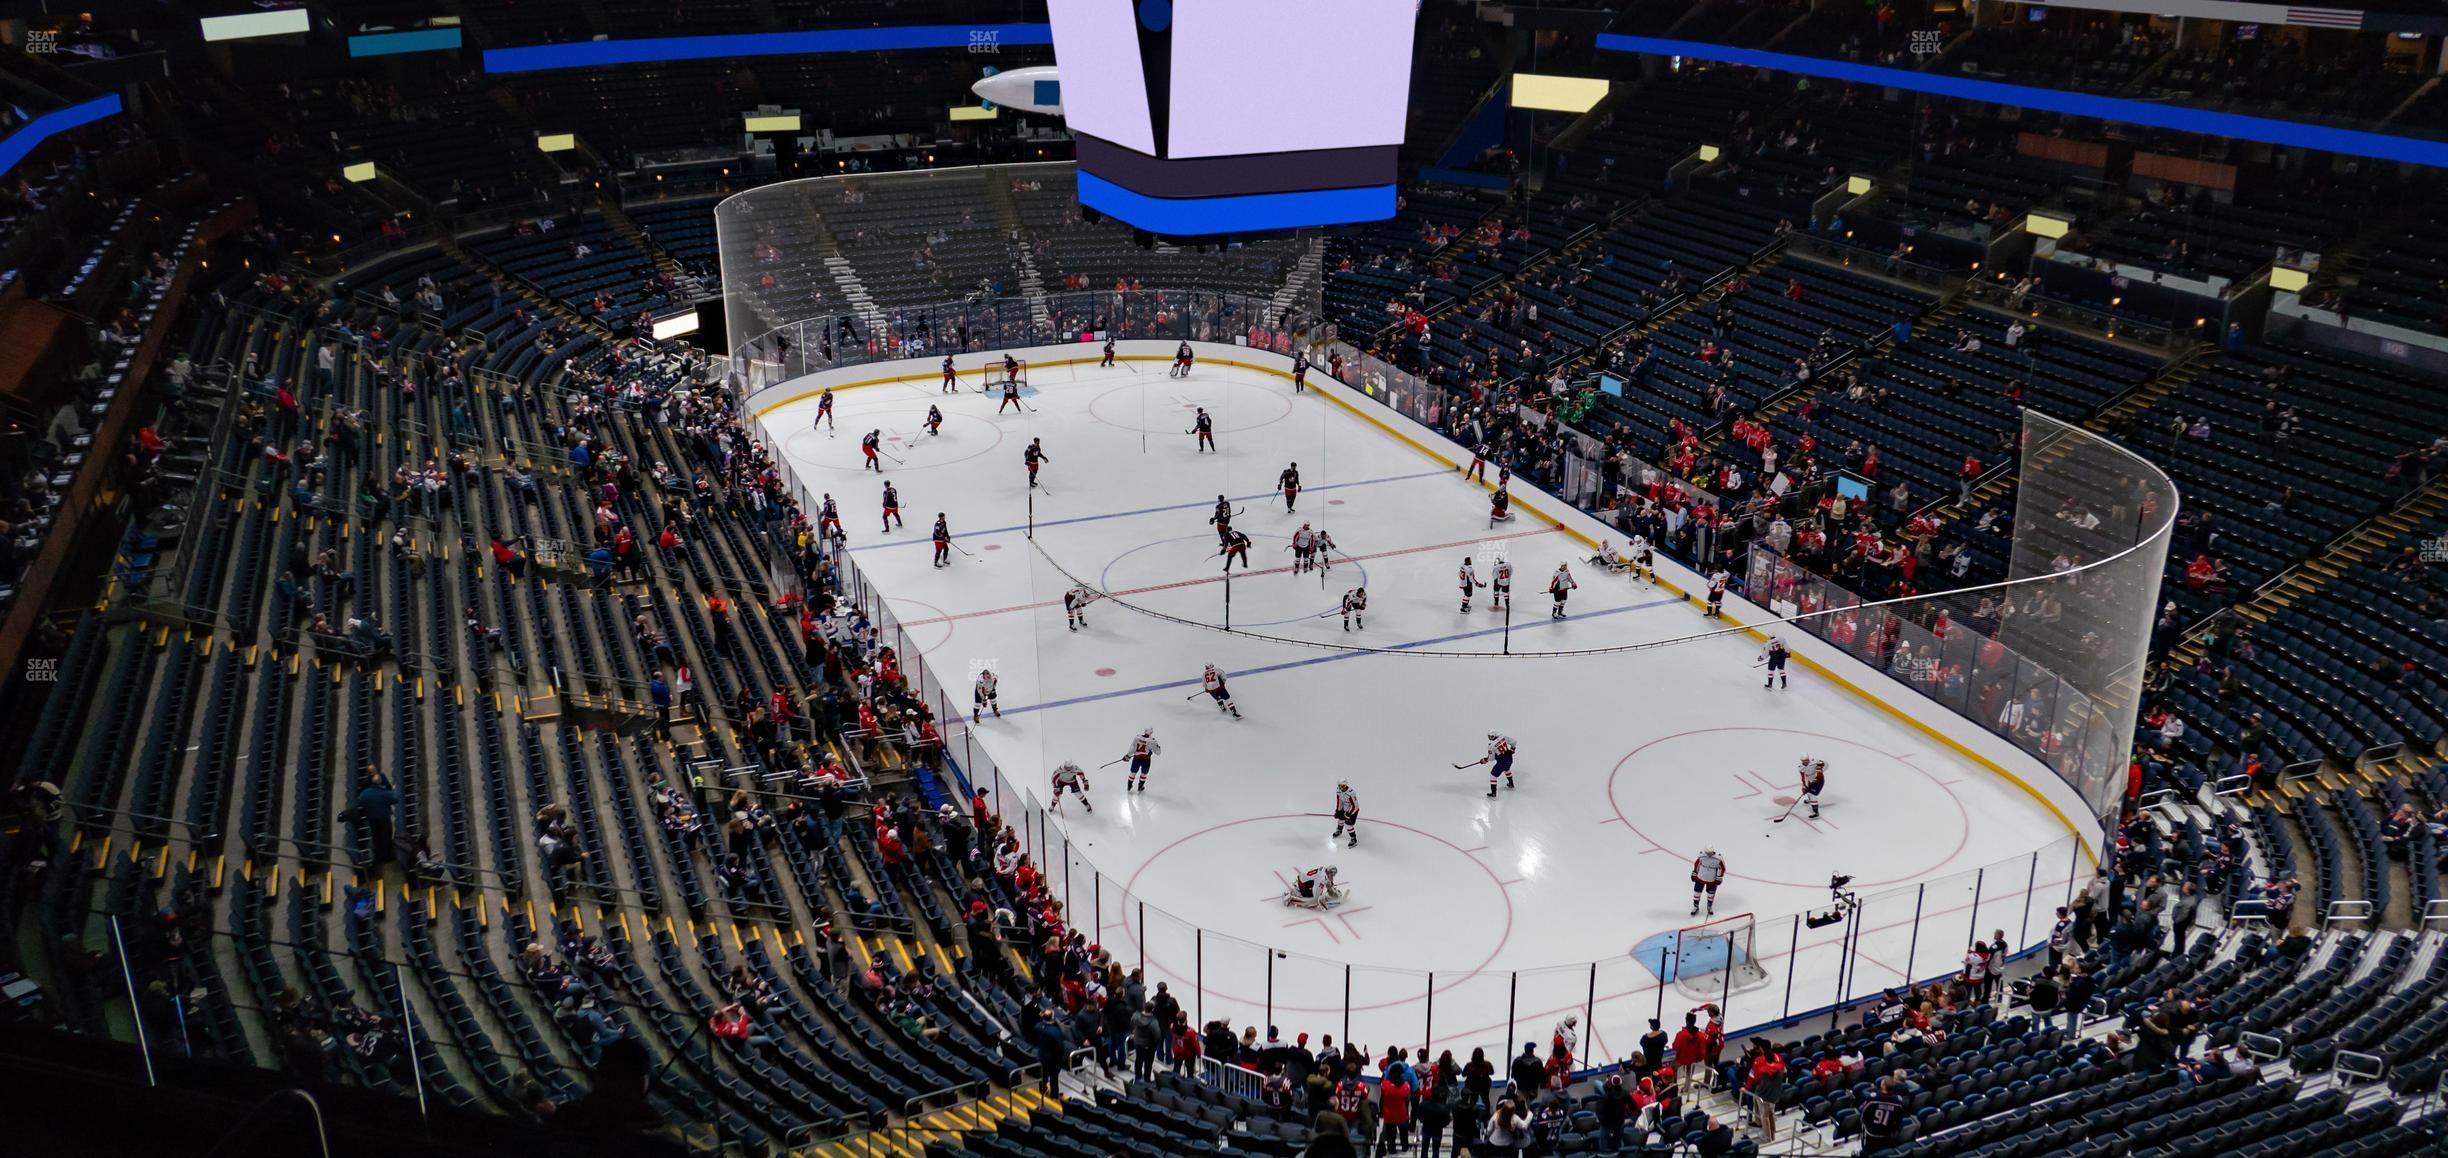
[1291,523,1316,574]
[1051,761,1092,812]
[1125,728,1161,792]
[1630,535,1654,582]
[1704,569,1730,617]
[1763,635,1790,689]
[1590,539,1632,575]
[1490,557,1513,612]
[1331,780,1360,848]
[1063,584,1096,631]
[1690,847,1726,915]
[1458,557,1484,613]
[1284,864,1343,908]
[1799,758,1826,819]
[1340,586,1368,631]
[1311,528,1337,573]
[1548,563,1577,619]
[1472,733,1518,798]
[973,667,1001,723]
[1200,664,1241,718]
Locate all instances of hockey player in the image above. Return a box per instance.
[1590,539,1632,574]
[1690,847,1726,916]
[931,514,952,568]
[1763,635,1790,689]
[1002,353,1022,385]
[814,386,836,431]
[1473,732,1518,798]
[1171,340,1194,378]
[1291,349,1309,393]
[998,375,1024,414]
[973,666,1001,723]
[1063,584,1095,631]
[817,494,844,542]
[941,352,958,393]
[925,404,944,436]
[860,430,883,472]
[1489,485,1513,527]
[1023,438,1049,488]
[1200,664,1241,718]
[1291,523,1316,574]
[1799,758,1826,819]
[1630,534,1655,582]
[881,481,904,532]
[1218,529,1253,570]
[1463,441,1489,483]
[1051,760,1093,813]
[1125,728,1160,792]
[1209,495,1234,547]
[1340,585,1368,631]
[1704,569,1730,617]
[1548,562,1577,620]
[1311,528,1338,573]
[1459,556,1484,613]
[1192,407,1216,453]
[1279,462,1301,511]
[1100,336,1117,368]
[1284,864,1342,908]
[1490,556,1513,613]
[1332,780,1360,847]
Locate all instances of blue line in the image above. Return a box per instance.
[0,95,124,180]
[999,596,1687,718]
[848,469,1450,551]
[484,23,1053,73]
[1077,173,1398,234]
[1596,34,2448,170]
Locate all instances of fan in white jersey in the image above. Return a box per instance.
[1340,586,1368,632]
[972,667,1000,723]
[1200,664,1241,718]
[1051,761,1092,812]
[1283,864,1344,909]
[1125,728,1161,793]
[1690,847,1726,916]
[1458,557,1484,613]
[1490,557,1513,612]
[1548,563,1577,620]
[1331,781,1360,848]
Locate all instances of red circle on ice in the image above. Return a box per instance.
[1095,668,1117,677]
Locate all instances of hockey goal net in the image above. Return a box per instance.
[975,358,1027,391]
[1672,912,1772,1001]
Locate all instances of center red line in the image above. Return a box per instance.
[888,524,1568,628]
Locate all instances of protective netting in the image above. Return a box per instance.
[1746,411,2177,821]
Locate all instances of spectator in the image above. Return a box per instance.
[1303,1109,1359,1158]
[708,1002,772,1055]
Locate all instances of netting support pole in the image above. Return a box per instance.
[1138,901,1146,972]
[1904,883,1925,987]
[1718,930,1734,1014]
[1584,964,1598,1064]
[1095,873,1103,947]
[2020,852,2039,952]
[1424,971,1435,1049]
[1196,929,1204,1025]
[1505,974,1517,1064]
[1343,966,1351,1049]
[1781,919,1800,1020]
[1966,868,1986,949]
[1266,952,1274,1032]
[1654,948,1667,1024]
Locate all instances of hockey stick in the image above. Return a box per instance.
[1098,756,1131,769]
[1183,690,1209,701]
[1451,759,1486,769]
[1771,793,1803,824]
[950,542,976,559]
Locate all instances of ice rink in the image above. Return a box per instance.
[756,349,2085,1067]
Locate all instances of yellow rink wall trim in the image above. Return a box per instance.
[752,350,2100,865]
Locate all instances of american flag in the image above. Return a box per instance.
[2286,8,2365,29]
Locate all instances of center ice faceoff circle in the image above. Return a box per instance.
[1100,534,1368,627]
[1606,726,1974,889]
[1120,813,1513,987]
[1087,376,1296,433]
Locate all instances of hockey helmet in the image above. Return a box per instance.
[1487,732,1499,740]
[1337,780,1350,791]
[1142,727,1155,736]
[1814,759,1827,770]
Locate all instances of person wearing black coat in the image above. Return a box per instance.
[1416,1084,1455,1157]
[1510,1042,1545,1099]
[1594,1073,1631,1151]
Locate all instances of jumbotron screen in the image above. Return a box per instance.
[1047,0,1418,235]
